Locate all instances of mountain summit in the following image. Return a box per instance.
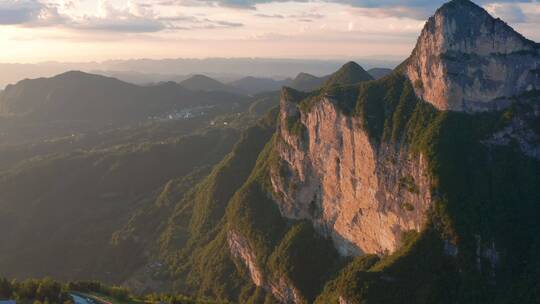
[406,0,540,112]
[323,61,373,87]
[179,74,241,93]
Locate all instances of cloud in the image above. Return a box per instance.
[1,0,537,37]
[0,0,49,24]
[68,0,164,32]
[200,0,536,19]
[254,13,284,18]
[0,0,243,32]
[254,11,324,21]
[344,0,538,20]
[74,17,165,32]
[485,3,527,23]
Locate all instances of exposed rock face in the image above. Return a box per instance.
[482,100,540,160]
[406,0,540,112]
[271,96,432,256]
[339,296,352,304]
[227,231,303,303]
[227,231,264,286]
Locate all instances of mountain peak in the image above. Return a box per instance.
[438,0,482,12]
[294,72,318,81]
[179,74,230,92]
[405,0,540,112]
[323,61,373,87]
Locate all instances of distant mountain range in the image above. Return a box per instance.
[0,58,401,90]
[228,64,385,94]
[179,74,244,94]
[0,71,249,123]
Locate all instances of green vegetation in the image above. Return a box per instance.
[322,62,373,89]
[225,135,289,269]
[283,72,540,303]
[2,59,540,304]
[400,202,415,211]
[314,255,380,304]
[133,71,540,303]
[398,175,419,194]
[285,116,307,138]
[223,135,342,303]
[128,111,282,302]
[0,127,239,282]
[268,222,340,302]
[414,79,423,90]
[287,73,328,92]
[0,277,224,304]
[281,87,309,104]
[0,277,70,304]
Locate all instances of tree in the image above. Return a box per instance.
[0,278,12,299]
[36,278,61,302]
[110,286,129,301]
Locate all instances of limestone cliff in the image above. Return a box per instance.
[406,0,540,112]
[227,231,303,304]
[270,93,431,256]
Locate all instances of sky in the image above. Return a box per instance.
[0,0,539,63]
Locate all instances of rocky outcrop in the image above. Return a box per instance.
[406,0,540,112]
[482,100,540,160]
[227,231,303,304]
[270,95,432,256]
[227,230,264,286]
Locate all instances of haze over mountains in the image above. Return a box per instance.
[1,0,540,304]
[0,58,400,90]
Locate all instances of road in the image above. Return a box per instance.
[70,292,114,304]
[70,293,95,304]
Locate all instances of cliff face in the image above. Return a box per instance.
[227,231,303,304]
[270,96,431,256]
[406,0,540,112]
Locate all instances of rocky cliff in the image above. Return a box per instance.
[406,0,540,112]
[227,230,303,304]
[271,94,431,256]
[267,0,540,261]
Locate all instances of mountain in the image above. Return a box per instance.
[285,72,329,92]
[229,76,284,95]
[322,61,373,87]
[282,62,372,92]
[0,71,251,143]
[405,0,540,112]
[0,58,389,89]
[267,1,540,302]
[88,5,540,295]
[90,70,191,85]
[228,63,373,96]
[3,1,540,303]
[0,126,240,281]
[178,74,242,94]
[0,71,140,119]
[114,0,537,302]
[367,68,393,79]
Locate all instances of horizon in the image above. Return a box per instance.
[0,56,402,89]
[1,0,539,63]
[0,55,404,66]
